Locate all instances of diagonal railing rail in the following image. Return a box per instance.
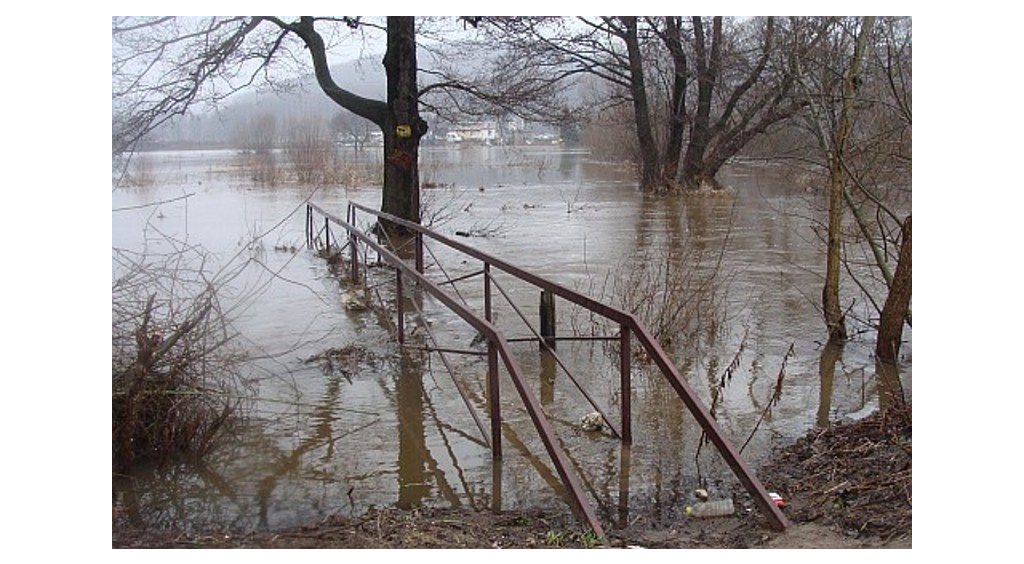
[307,200,790,538]
[307,202,607,538]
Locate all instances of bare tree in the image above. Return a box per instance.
[113,16,426,230]
[790,16,911,349]
[233,112,278,154]
[876,215,911,363]
[824,17,875,342]
[472,17,819,192]
[330,110,376,151]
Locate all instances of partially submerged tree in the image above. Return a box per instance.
[790,16,911,351]
[473,17,820,192]
[113,16,426,230]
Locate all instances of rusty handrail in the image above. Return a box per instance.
[307,203,606,539]
[340,201,789,532]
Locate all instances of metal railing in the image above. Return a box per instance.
[306,200,790,538]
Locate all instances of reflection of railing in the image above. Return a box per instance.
[306,201,790,538]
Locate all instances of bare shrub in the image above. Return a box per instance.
[615,243,729,352]
[112,237,254,473]
[285,117,335,184]
[236,151,282,186]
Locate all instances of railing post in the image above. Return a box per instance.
[349,231,358,283]
[487,341,502,459]
[324,217,331,249]
[539,290,556,350]
[620,324,632,444]
[396,270,405,345]
[415,232,424,274]
[484,263,492,322]
[491,459,503,513]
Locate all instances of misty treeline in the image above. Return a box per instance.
[111,16,910,466]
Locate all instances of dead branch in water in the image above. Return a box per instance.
[112,236,255,473]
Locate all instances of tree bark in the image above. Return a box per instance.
[823,160,848,342]
[876,215,911,363]
[680,16,721,190]
[271,16,424,230]
[662,17,687,185]
[381,16,427,232]
[823,16,874,343]
[621,17,661,191]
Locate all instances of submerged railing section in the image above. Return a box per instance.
[305,201,790,539]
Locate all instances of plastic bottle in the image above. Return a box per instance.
[686,498,735,518]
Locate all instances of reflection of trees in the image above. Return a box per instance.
[539,349,556,405]
[395,350,431,508]
[816,341,843,428]
[618,193,734,360]
[251,371,362,528]
[814,342,907,433]
[374,280,488,512]
[573,191,741,518]
[557,149,580,181]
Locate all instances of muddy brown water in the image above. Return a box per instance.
[112,145,911,532]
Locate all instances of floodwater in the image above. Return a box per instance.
[112,145,911,532]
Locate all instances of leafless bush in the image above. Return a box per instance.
[615,244,729,353]
[570,198,736,362]
[236,151,282,186]
[454,219,509,238]
[112,238,254,473]
[285,117,335,184]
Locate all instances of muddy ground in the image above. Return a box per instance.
[112,403,911,549]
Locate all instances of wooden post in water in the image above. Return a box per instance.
[349,230,358,282]
[540,290,556,350]
[306,205,312,247]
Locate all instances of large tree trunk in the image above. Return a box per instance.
[662,17,687,185]
[823,162,848,342]
[286,17,424,232]
[680,16,721,190]
[381,16,427,233]
[621,17,661,191]
[876,215,911,363]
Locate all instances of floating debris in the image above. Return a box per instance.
[303,344,383,378]
[340,290,369,311]
[580,412,603,432]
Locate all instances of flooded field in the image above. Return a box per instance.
[111,145,911,533]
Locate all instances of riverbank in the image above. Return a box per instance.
[113,402,911,549]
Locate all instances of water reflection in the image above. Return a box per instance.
[539,349,557,405]
[113,147,911,532]
[395,349,433,508]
